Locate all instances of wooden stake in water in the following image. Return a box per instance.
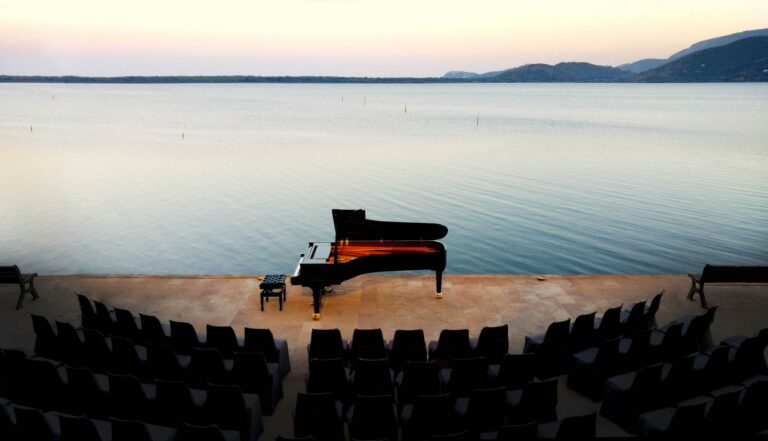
[476,113,479,127]
[182,132,185,139]
[364,96,366,106]
[404,104,407,113]
[30,125,33,132]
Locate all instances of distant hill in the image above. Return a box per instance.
[618,28,768,73]
[667,28,768,61]
[639,36,768,82]
[443,71,479,79]
[441,62,632,82]
[617,58,667,73]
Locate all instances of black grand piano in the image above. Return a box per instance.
[291,209,448,319]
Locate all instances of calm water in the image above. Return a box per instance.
[1,83,766,275]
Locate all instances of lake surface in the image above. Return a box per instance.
[1,83,766,275]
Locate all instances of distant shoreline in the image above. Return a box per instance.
[1,75,765,84]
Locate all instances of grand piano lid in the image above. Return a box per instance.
[332,209,448,241]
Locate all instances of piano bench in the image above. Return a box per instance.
[260,274,287,311]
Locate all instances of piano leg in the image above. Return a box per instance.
[311,286,322,320]
[435,270,443,299]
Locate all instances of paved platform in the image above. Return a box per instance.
[1,273,766,439]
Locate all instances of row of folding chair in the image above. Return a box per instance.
[307,326,510,373]
[567,307,719,401]
[0,403,244,441]
[284,384,583,441]
[600,333,768,432]
[0,349,263,440]
[75,293,291,377]
[306,352,546,408]
[522,291,665,379]
[637,377,768,439]
[30,315,283,415]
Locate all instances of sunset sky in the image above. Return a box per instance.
[1,0,766,76]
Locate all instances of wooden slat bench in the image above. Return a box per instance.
[0,265,39,309]
[688,264,768,308]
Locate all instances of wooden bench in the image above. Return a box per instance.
[688,264,768,308]
[0,265,39,309]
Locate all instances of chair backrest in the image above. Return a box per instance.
[170,320,202,354]
[701,345,730,389]
[625,329,654,369]
[206,324,240,357]
[622,300,647,336]
[569,312,597,353]
[705,388,742,433]
[23,358,66,411]
[397,360,441,404]
[108,373,150,420]
[0,404,16,440]
[139,313,168,345]
[66,365,107,418]
[353,357,393,396]
[76,292,98,329]
[431,431,474,441]
[645,290,664,327]
[59,414,103,441]
[496,422,538,440]
[244,327,278,361]
[155,379,199,426]
[114,308,143,343]
[594,338,622,368]
[476,325,509,361]
[390,329,427,371]
[350,328,387,361]
[434,329,471,361]
[93,301,115,334]
[598,305,623,341]
[232,351,270,393]
[498,353,536,390]
[109,336,142,376]
[309,328,346,360]
[519,379,558,423]
[293,392,344,440]
[13,404,56,441]
[408,393,459,438]
[667,402,707,435]
[349,394,397,441]
[109,418,154,441]
[307,357,348,399]
[659,322,685,358]
[30,314,59,359]
[465,386,507,433]
[733,336,768,379]
[445,356,490,396]
[147,344,185,381]
[187,347,230,387]
[203,383,248,430]
[556,412,596,440]
[542,319,571,348]
[632,363,664,411]
[177,423,227,441]
[82,327,112,372]
[56,321,86,367]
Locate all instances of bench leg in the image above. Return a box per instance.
[699,286,708,309]
[687,280,697,301]
[260,292,265,311]
[29,280,39,300]
[16,290,25,310]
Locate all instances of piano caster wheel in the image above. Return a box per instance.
[435,293,443,299]
[312,313,321,320]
